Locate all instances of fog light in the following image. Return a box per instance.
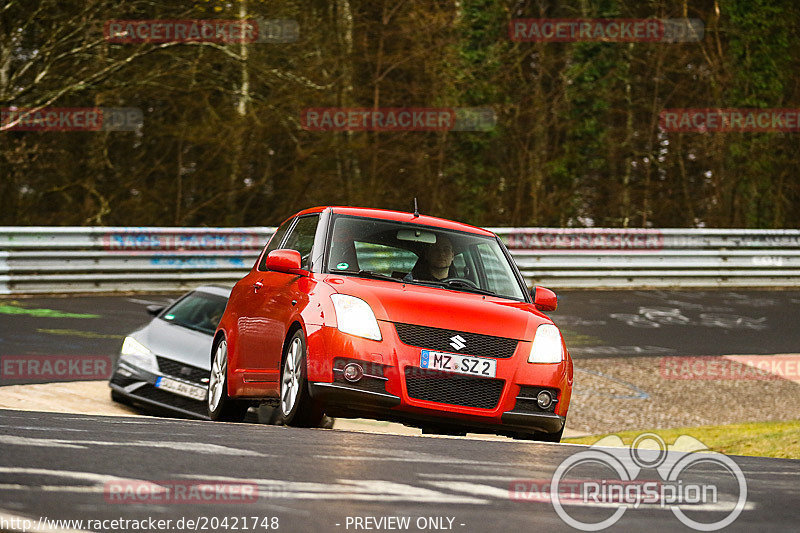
[537,390,554,409]
[343,363,363,383]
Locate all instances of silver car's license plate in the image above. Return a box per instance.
[420,350,497,378]
[155,376,207,401]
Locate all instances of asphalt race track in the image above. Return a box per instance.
[1,290,800,532]
[1,409,799,533]
[554,290,800,358]
[1,290,799,381]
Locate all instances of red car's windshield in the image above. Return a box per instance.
[326,215,527,301]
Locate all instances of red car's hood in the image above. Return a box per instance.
[324,275,549,340]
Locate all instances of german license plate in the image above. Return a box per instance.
[155,376,206,401]
[420,350,497,378]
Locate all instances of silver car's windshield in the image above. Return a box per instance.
[160,291,228,335]
[325,215,527,301]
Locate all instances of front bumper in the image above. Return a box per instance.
[109,360,209,420]
[305,322,571,436]
[308,381,565,434]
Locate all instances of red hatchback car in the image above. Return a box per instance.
[209,206,573,441]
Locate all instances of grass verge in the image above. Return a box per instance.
[564,419,800,459]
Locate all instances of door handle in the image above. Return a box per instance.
[253,280,264,292]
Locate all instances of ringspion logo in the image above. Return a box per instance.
[548,434,747,531]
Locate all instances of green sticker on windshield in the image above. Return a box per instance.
[164,314,175,320]
[336,262,349,270]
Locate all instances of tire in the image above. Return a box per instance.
[421,426,466,437]
[279,329,323,427]
[318,415,335,429]
[256,404,285,425]
[208,338,249,422]
[258,404,334,428]
[512,427,564,443]
[533,427,564,442]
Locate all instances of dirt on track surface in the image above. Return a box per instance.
[569,354,800,433]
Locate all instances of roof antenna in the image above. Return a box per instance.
[413,197,419,217]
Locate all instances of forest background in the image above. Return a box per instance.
[1,0,798,228]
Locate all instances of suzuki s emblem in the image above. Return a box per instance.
[449,335,466,351]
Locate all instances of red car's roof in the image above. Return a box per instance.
[294,206,495,237]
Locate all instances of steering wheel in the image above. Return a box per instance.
[446,277,479,289]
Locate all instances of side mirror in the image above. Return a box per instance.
[265,249,303,274]
[146,305,164,317]
[533,286,557,312]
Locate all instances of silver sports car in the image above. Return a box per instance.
[109,285,230,419]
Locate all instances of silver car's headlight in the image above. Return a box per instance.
[330,294,382,341]
[119,336,159,373]
[527,324,564,363]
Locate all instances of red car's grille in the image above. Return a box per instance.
[394,323,518,359]
[404,367,504,409]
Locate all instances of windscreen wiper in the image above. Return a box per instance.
[406,278,498,297]
[338,269,402,283]
[442,279,498,297]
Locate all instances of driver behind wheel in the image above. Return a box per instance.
[411,235,456,281]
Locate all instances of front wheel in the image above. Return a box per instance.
[280,329,323,427]
[533,427,564,442]
[208,338,249,422]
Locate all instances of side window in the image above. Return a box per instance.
[258,217,294,271]
[475,243,519,296]
[452,252,469,278]
[281,215,320,268]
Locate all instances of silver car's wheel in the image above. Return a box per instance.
[279,329,323,427]
[209,340,227,412]
[207,337,248,422]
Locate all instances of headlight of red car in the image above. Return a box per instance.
[527,324,564,363]
[330,294,383,341]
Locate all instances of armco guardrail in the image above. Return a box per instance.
[1,227,799,294]
[490,227,800,288]
[0,227,274,294]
